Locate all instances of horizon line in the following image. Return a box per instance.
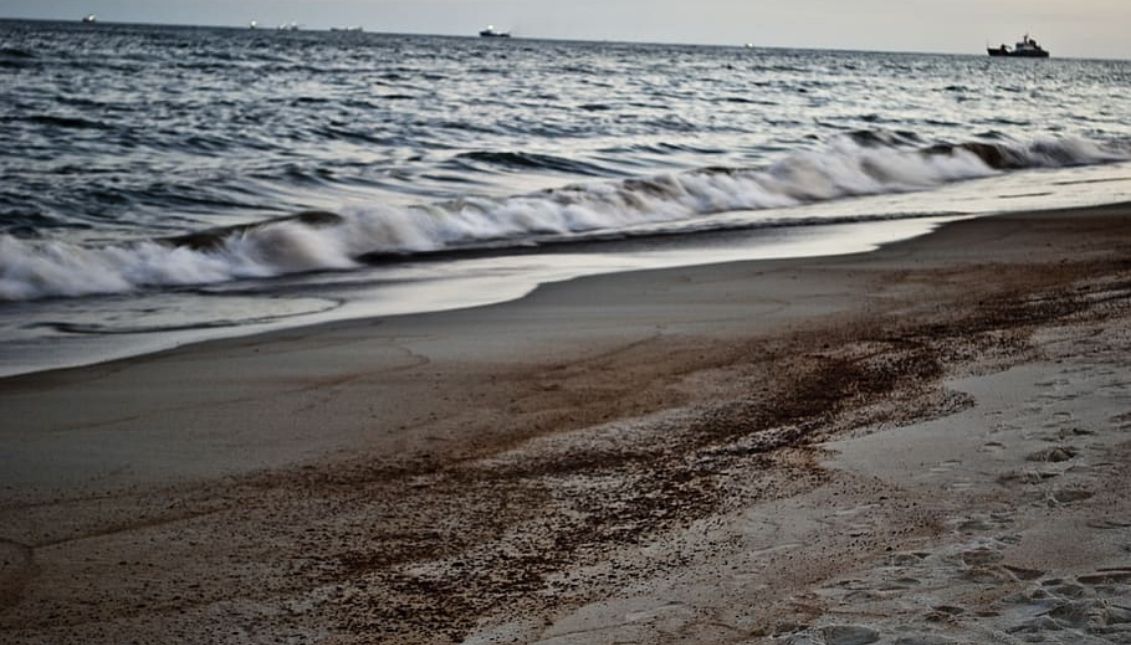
[1,15,1125,61]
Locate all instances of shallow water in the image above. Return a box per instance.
[2,20,1131,374]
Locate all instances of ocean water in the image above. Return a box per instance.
[2,19,1131,375]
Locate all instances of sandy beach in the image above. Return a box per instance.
[3,203,1131,644]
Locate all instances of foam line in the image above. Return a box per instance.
[2,134,1127,301]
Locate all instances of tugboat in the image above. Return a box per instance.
[479,25,511,38]
[988,34,1049,58]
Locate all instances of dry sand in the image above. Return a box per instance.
[3,204,1131,643]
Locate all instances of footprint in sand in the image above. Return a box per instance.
[978,441,1007,457]
[947,540,1053,585]
[957,517,995,532]
[887,576,923,589]
[1056,426,1096,439]
[887,551,929,567]
[989,420,1020,434]
[998,533,1023,546]
[923,604,966,624]
[997,469,1060,486]
[1077,568,1131,586]
[786,624,880,645]
[1005,569,1131,638]
[1043,581,1093,598]
[892,636,963,645]
[959,546,1004,566]
[1035,390,1081,403]
[928,459,962,475]
[1025,446,1078,462]
[955,514,1013,533]
[1041,411,1076,429]
[1002,564,1044,581]
[1047,487,1095,506]
[1096,379,1131,397]
[1108,411,1131,431]
[1086,518,1131,530]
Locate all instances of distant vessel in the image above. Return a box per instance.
[330,26,364,32]
[81,14,96,24]
[479,25,511,38]
[277,22,300,32]
[988,34,1049,58]
[249,20,258,30]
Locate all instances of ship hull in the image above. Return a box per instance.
[987,48,1049,58]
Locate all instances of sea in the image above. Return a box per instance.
[2,19,1131,376]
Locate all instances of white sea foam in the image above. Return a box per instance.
[1,135,1126,301]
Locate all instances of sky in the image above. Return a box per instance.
[2,0,1130,59]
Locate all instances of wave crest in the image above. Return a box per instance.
[2,133,1127,301]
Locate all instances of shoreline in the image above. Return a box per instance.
[0,211,958,381]
[6,158,1131,380]
[3,201,1131,642]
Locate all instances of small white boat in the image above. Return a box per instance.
[81,14,96,24]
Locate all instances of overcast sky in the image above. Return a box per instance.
[3,0,1130,59]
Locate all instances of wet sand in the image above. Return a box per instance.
[3,204,1131,643]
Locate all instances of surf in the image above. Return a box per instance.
[2,133,1127,301]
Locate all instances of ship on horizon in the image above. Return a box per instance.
[988,34,1049,58]
[479,25,511,38]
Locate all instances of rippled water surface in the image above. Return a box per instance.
[2,19,1131,373]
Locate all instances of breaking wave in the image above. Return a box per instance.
[2,134,1127,301]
